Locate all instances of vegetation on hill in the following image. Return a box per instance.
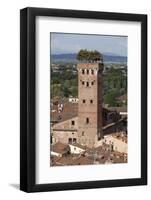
[103,67,127,106]
[51,70,78,99]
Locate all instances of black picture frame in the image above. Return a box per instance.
[20,7,147,192]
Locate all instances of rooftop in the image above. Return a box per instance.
[51,101,124,125]
[50,140,128,166]
[51,155,93,166]
[51,142,69,154]
[107,107,127,113]
[51,102,78,123]
[111,132,128,143]
[69,142,86,150]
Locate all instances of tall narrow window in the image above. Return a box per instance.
[91,69,94,74]
[87,69,89,74]
[86,82,89,87]
[73,138,77,143]
[82,81,84,85]
[68,138,72,144]
[86,117,89,124]
[82,69,84,74]
[91,81,94,85]
[83,99,86,103]
[90,100,93,104]
[71,120,75,125]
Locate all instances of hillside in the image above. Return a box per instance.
[51,53,127,63]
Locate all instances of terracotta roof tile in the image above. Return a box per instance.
[51,102,78,123]
[51,142,69,154]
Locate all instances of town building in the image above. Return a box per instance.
[51,61,104,148]
[51,59,127,155]
[77,62,104,147]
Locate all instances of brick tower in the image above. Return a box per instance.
[77,61,104,148]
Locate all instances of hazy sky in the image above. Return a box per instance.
[51,33,127,57]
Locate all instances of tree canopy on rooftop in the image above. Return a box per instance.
[76,49,103,62]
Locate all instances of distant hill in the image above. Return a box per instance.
[51,53,127,63]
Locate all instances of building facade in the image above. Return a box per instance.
[77,62,104,147]
[51,61,119,148]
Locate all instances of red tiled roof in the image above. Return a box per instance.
[51,102,78,123]
[51,101,117,124]
[51,155,93,166]
[72,156,93,165]
[54,156,75,166]
[51,142,69,154]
